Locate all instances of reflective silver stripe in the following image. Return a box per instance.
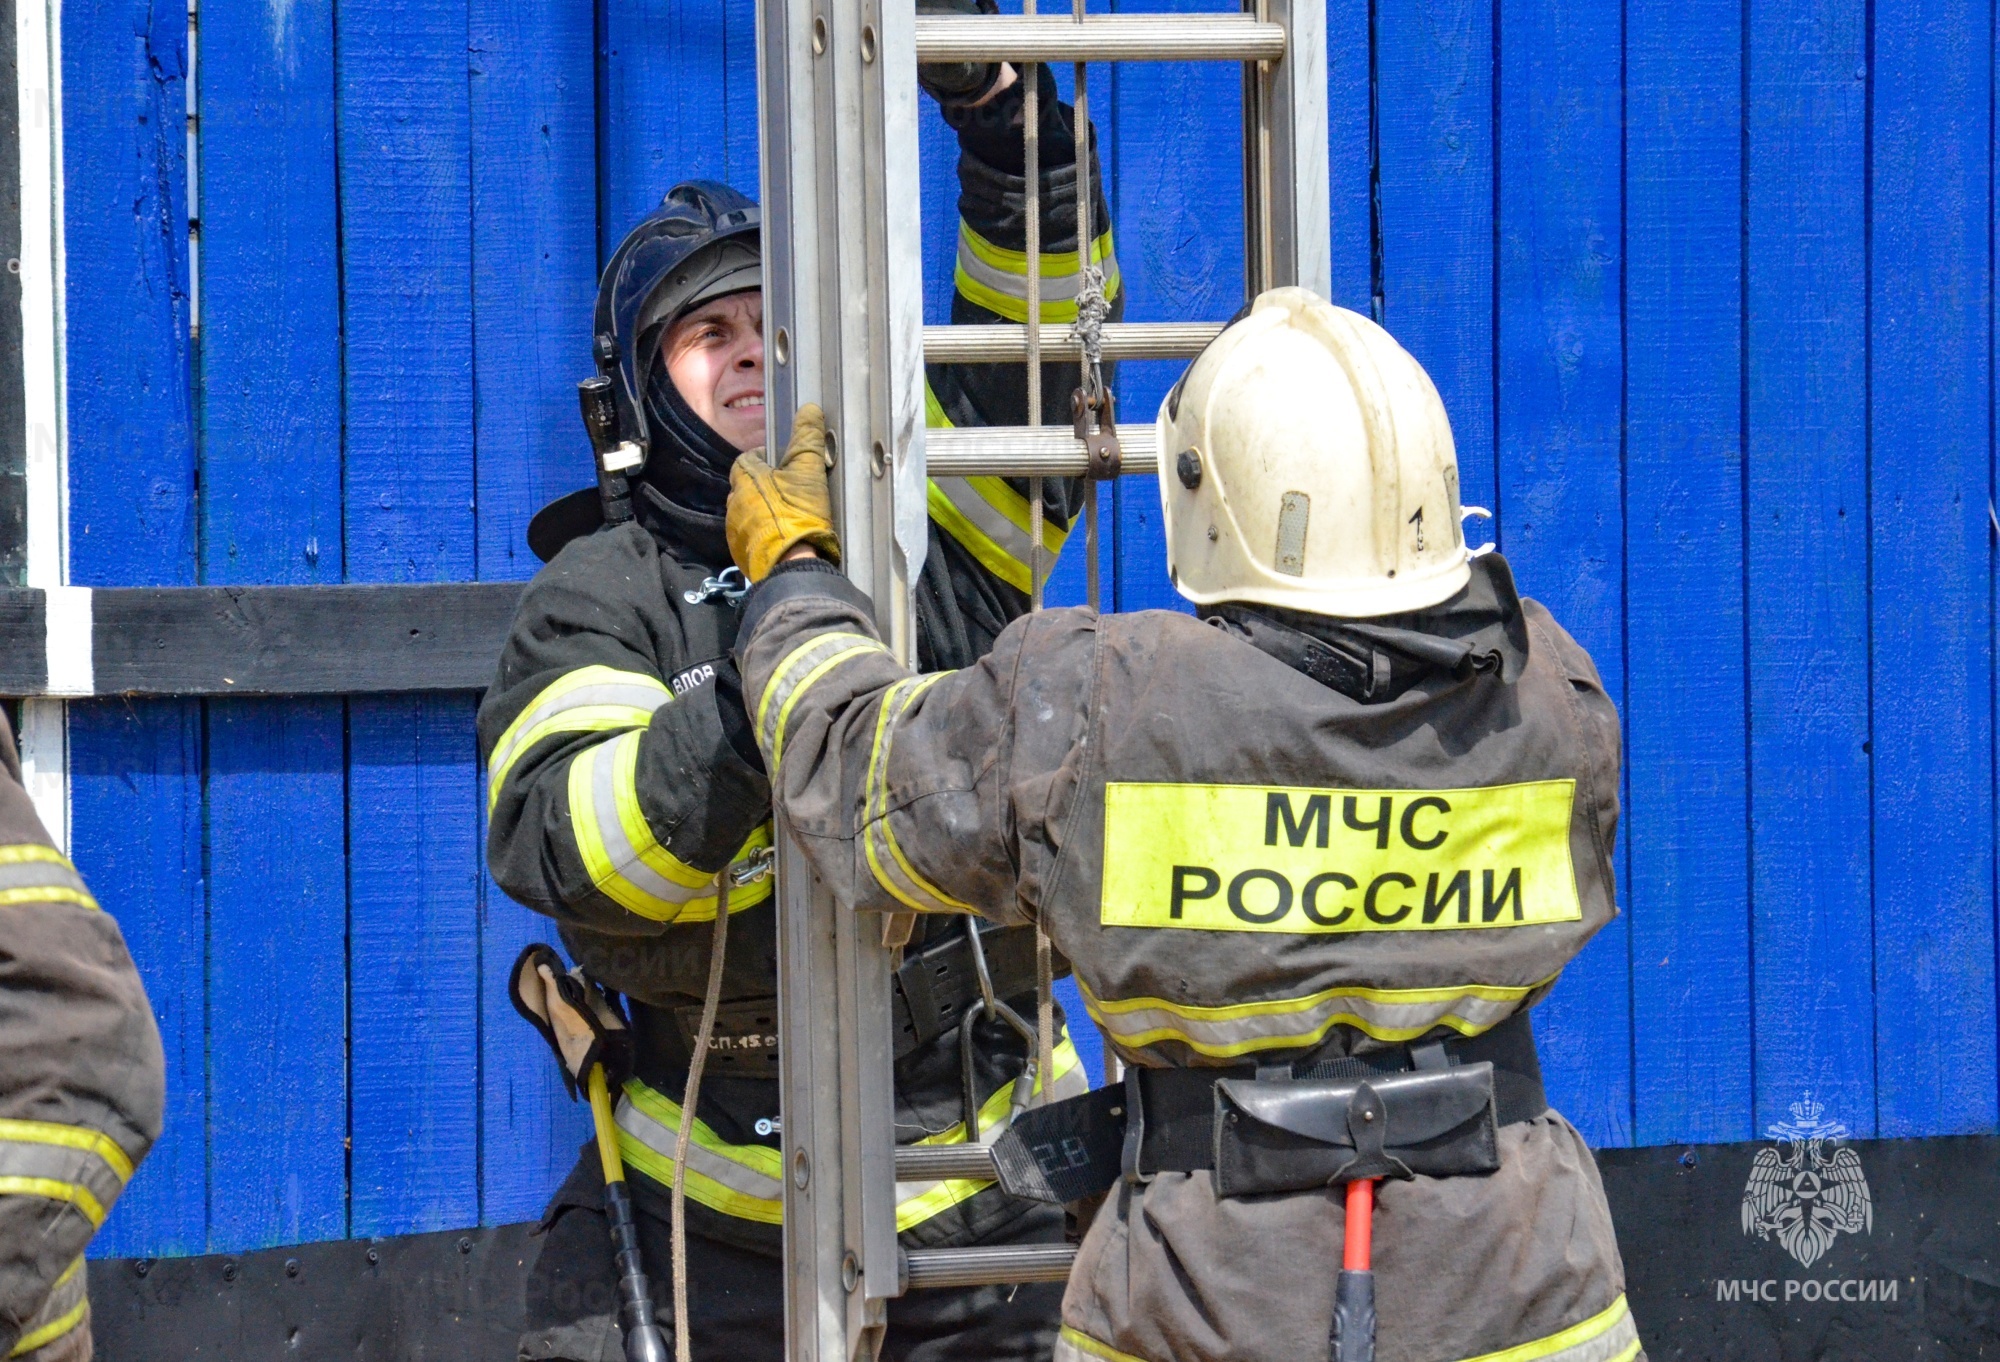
[1080,977,1540,1058]
[576,732,717,909]
[955,222,1122,320]
[927,477,1068,595]
[614,1086,786,1220]
[486,665,671,808]
[862,676,970,915]
[754,631,886,763]
[0,846,97,910]
[0,1124,133,1228]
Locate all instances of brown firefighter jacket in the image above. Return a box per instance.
[0,711,164,1361]
[735,554,1643,1362]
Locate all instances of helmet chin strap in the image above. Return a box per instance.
[640,352,742,517]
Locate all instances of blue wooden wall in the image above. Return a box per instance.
[60,0,2000,1260]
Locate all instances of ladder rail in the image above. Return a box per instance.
[759,0,1332,1344]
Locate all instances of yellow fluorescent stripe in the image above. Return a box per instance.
[893,1039,1083,1230]
[0,886,99,911]
[8,1299,88,1358]
[966,475,1070,553]
[1057,1326,1152,1362]
[955,269,1084,326]
[1456,1296,1632,1362]
[615,1132,783,1224]
[927,481,1033,593]
[622,1084,786,1180]
[51,1257,82,1289]
[924,383,955,429]
[1079,974,1545,1022]
[488,665,668,769]
[0,844,73,867]
[756,632,879,740]
[487,705,658,813]
[770,646,881,767]
[0,1176,107,1227]
[883,818,974,914]
[610,729,719,892]
[960,223,1116,275]
[0,1118,135,1182]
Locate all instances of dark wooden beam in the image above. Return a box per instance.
[0,583,525,697]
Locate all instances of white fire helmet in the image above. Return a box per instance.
[1156,287,1471,618]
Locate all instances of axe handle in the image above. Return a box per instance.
[588,1065,671,1362]
[1332,1179,1377,1362]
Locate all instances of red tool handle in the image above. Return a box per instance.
[1343,1177,1375,1271]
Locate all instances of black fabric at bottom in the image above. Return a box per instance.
[522,1173,1066,1362]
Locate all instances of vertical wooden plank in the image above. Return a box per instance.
[62,0,195,582]
[204,698,348,1247]
[1107,0,1242,614]
[338,0,482,1234]
[61,0,202,1258]
[194,0,351,1253]
[347,696,482,1234]
[467,0,599,1221]
[1624,0,1748,1145]
[69,701,205,1258]
[1870,0,1997,1137]
[1495,0,1631,1146]
[1375,0,1497,534]
[1324,0,1371,315]
[1746,0,1874,1136]
[468,0,597,580]
[599,0,733,258]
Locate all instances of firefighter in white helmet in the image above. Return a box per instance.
[724,287,1641,1362]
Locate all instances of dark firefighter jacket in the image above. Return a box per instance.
[0,710,164,1362]
[480,84,1111,1256]
[733,555,1642,1362]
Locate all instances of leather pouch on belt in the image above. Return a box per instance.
[1213,1063,1501,1197]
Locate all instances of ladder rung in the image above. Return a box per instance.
[926,425,1159,478]
[923,321,1225,364]
[894,1144,999,1182]
[914,14,1286,64]
[902,1243,1079,1290]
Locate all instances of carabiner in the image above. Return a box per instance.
[684,566,752,606]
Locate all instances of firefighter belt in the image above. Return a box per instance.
[992,1010,1545,1204]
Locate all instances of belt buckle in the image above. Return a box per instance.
[1118,1066,1152,1185]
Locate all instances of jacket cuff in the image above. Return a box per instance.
[738,558,876,646]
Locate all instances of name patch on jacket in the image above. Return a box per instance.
[1099,780,1581,934]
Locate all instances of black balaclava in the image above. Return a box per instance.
[633,288,759,565]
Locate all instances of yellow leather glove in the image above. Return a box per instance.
[727,402,843,581]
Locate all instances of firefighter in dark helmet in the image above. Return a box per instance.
[479,17,1120,1360]
[725,288,1642,1362]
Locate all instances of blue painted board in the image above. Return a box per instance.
[479,859,591,1226]
[337,0,483,1236]
[62,0,195,584]
[348,696,482,1235]
[599,0,738,258]
[1745,0,1875,1137]
[1323,0,1370,315]
[1495,0,1631,1147]
[204,698,347,1247]
[1105,0,1243,614]
[1623,0,1750,1144]
[70,700,205,1258]
[196,0,342,587]
[468,0,599,582]
[194,0,351,1253]
[61,0,204,1258]
[1375,0,1496,519]
[466,0,600,1218]
[1868,0,1997,1137]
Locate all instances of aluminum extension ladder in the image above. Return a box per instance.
[753,2,1329,1356]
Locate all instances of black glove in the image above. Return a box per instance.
[509,943,635,1102]
[917,0,1008,110]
